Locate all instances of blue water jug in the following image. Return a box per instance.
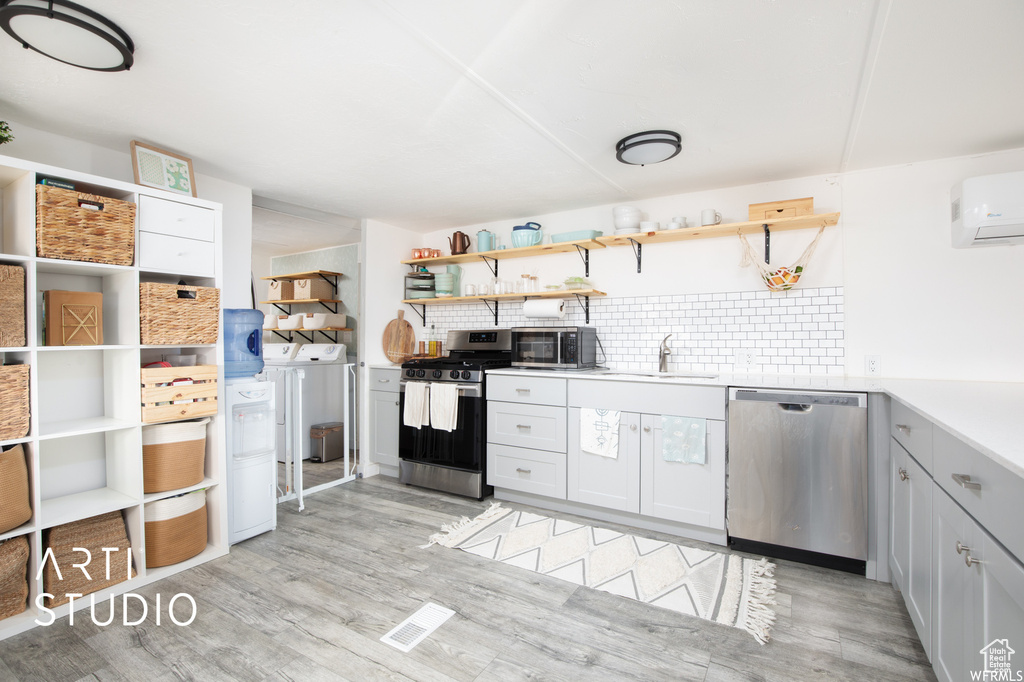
[224,309,265,379]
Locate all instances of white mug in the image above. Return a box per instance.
[465,284,477,296]
[673,216,688,228]
[701,209,722,226]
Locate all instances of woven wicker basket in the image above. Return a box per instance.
[144,490,207,568]
[0,365,29,441]
[142,418,209,493]
[294,277,334,300]
[0,444,31,534]
[0,535,29,622]
[35,185,135,266]
[0,265,26,347]
[44,511,135,607]
[139,282,220,345]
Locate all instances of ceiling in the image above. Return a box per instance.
[2,0,1023,242]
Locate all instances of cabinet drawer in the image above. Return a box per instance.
[933,427,1024,564]
[487,443,566,499]
[891,400,934,473]
[139,232,215,277]
[487,374,566,406]
[569,379,725,420]
[369,367,402,393]
[487,402,566,452]
[139,195,215,242]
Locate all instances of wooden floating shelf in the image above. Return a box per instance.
[402,213,839,266]
[266,327,352,332]
[403,288,606,305]
[260,299,342,305]
[261,270,342,281]
[402,238,607,267]
[596,212,840,246]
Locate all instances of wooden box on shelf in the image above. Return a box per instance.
[0,535,29,621]
[141,418,209,493]
[144,489,207,568]
[141,365,218,424]
[748,197,814,221]
[0,364,29,441]
[43,511,135,607]
[267,280,293,301]
[0,444,31,534]
[35,184,136,266]
[139,282,219,345]
[294,277,333,300]
[0,265,25,348]
[43,290,103,346]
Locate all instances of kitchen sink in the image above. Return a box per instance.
[591,370,718,380]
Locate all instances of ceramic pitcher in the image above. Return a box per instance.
[476,230,494,252]
[446,265,462,297]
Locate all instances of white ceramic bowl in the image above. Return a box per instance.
[640,221,660,231]
[613,205,641,216]
[614,216,641,230]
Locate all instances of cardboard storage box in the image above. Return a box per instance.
[44,290,103,346]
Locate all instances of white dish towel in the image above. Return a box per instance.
[430,382,459,432]
[403,382,430,428]
[579,408,621,459]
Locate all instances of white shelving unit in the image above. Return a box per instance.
[0,153,227,641]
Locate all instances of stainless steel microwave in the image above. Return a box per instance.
[510,327,598,369]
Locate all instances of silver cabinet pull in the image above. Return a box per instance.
[952,473,981,491]
[630,424,637,432]
[515,388,531,394]
[643,426,652,433]
[516,468,531,474]
[516,424,531,430]
[395,401,400,406]
[956,540,970,555]
[895,424,911,434]
[378,378,390,383]
[965,552,982,567]
[898,467,908,482]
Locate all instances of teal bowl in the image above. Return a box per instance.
[511,230,542,248]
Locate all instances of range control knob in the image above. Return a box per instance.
[432,370,443,379]
[405,369,415,378]
[461,370,471,380]
[416,369,426,378]
[449,370,460,379]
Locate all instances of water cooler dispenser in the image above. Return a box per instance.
[222,309,276,544]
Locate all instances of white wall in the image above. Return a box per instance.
[384,148,1024,382]
[1,119,254,308]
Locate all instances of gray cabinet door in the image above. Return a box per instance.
[639,414,725,529]
[905,450,932,659]
[933,488,972,682]
[890,441,910,592]
[974,515,1024,679]
[370,390,400,468]
[567,408,640,513]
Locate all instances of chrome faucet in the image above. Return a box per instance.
[659,334,672,373]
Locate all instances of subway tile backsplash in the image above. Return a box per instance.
[423,287,844,375]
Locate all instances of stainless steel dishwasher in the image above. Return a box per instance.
[727,387,868,573]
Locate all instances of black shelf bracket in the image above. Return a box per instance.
[573,294,592,324]
[315,329,339,343]
[317,272,338,290]
[763,224,771,264]
[482,299,499,326]
[574,244,591,277]
[293,330,314,343]
[481,255,499,277]
[271,329,291,342]
[318,300,339,314]
[405,303,426,325]
[270,302,290,315]
[629,238,642,273]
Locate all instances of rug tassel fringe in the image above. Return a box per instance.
[420,502,505,548]
[744,558,778,645]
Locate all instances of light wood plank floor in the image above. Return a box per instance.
[0,476,936,681]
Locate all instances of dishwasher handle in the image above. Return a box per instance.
[778,403,812,413]
[729,388,867,408]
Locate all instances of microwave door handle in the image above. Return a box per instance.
[556,334,564,366]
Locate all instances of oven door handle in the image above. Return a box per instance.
[400,382,483,398]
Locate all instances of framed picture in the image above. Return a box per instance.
[130,140,197,197]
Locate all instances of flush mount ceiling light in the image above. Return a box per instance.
[615,130,681,166]
[0,0,134,71]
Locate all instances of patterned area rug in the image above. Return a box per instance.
[425,504,777,644]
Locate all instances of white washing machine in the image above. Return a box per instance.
[263,343,347,464]
[225,380,277,544]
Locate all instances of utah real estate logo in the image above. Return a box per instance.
[974,639,1023,682]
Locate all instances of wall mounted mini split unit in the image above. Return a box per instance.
[951,171,1024,248]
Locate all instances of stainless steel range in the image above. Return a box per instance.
[398,329,511,499]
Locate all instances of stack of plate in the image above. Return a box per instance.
[433,273,454,297]
[405,272,435,299]
[613,205,642,234]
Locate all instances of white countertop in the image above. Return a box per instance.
[486,367,1024,478]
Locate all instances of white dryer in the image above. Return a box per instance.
[225,380,276,544]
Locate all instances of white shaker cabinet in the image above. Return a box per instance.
[889,438,932,657]
[368,367,401,470]
[566,409,640,512]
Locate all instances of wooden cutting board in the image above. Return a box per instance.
[382,310,415,364]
